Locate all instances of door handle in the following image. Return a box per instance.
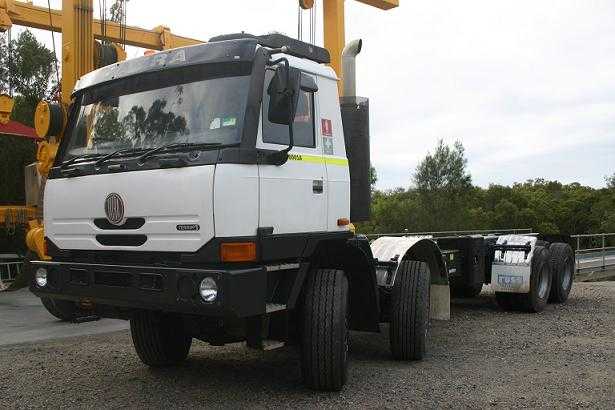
[312,180,324,194]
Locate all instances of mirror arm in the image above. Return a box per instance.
[267,57,290,85]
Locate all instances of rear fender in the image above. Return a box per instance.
[371,236,450,320]
[370,236,448,285]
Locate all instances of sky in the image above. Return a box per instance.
[12,0,615,190]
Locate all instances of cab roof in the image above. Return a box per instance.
[73,34,334,95]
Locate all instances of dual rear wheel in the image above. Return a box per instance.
[495,243,574,313]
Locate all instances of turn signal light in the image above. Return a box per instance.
[337,218,350,226]
[220,242,257,262]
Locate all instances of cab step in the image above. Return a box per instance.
[266,303,286,313]
[261,339,285,351]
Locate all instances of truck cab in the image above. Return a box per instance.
[31,34,384,391]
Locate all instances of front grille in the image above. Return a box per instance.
[94,217,145,230]
[96,235,147,247]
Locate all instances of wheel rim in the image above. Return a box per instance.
[561,262,572,291]
[538,265,549,299]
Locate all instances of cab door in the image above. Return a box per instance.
[257,71,326,234]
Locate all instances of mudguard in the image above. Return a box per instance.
[370,236,450,320]
[490,234,537,294]
[370,236,448,285]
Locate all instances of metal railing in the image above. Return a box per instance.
[0,261,23,283]
[572,233,615,275]
[365,228,534,240]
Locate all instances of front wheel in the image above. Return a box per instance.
[130,311,192,367]
[389,260,430,361]
[301,269,349,391]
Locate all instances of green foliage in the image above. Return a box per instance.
[369,165,377,190]
[110,0,129,23]
[0,31,55,104]
[359,141,614,236]
[414,139,472,193]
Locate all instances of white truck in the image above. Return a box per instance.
[29,33,575,391]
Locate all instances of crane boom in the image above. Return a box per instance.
[0,0,202,50]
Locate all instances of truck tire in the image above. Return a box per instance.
[130,311,192,367]
[548,242,574,303]
[389,260,430,361]
[495,246,552,313]
[450,281,483,298]
[301,269,349,391]
[40,297,78,321]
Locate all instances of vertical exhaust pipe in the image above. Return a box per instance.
[341,39,362,97]
[340,39,370,222]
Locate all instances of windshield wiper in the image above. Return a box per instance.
[137,142,238,163]
[60,153,105,169]
[94,147,147,167]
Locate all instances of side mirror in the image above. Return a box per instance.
[267,65,300,126]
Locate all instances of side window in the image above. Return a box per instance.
[262,71,315,148]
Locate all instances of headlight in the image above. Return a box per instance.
[35,267,48,287]
[199,277,218,303]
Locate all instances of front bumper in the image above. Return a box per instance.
[29,260,267,318]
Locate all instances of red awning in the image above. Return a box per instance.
[0,120,40,140]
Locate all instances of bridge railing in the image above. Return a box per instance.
[364,228,534,240]
[571,233,615,275]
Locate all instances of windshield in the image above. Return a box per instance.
[62,75,250,161]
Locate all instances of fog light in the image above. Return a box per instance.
[199,277,218,303]
[35,267,48,287]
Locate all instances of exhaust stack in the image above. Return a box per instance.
[340,39,370,222]
[341,39,362,97]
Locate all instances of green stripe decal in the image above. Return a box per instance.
[288,153,349,166]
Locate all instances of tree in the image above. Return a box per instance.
[369,165,377,190]
[606,173,615,189]
[411,140,473,230]
[1,30,56,126]
[0,33,8,94]
[413,139,472,194]
[110,0,129,23]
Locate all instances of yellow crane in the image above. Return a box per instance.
[0,0,398,259]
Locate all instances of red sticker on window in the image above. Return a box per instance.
[321,119,332,136]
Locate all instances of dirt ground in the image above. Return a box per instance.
[1,282,613,408]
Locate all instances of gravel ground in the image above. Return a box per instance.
[1,282,613,409]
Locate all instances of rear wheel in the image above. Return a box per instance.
[40,297,79,321]
[548,242,574,303]
[389,260,430,361]
[130,311,192,366]
[495,245,552,313]
[301,269,349,391]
